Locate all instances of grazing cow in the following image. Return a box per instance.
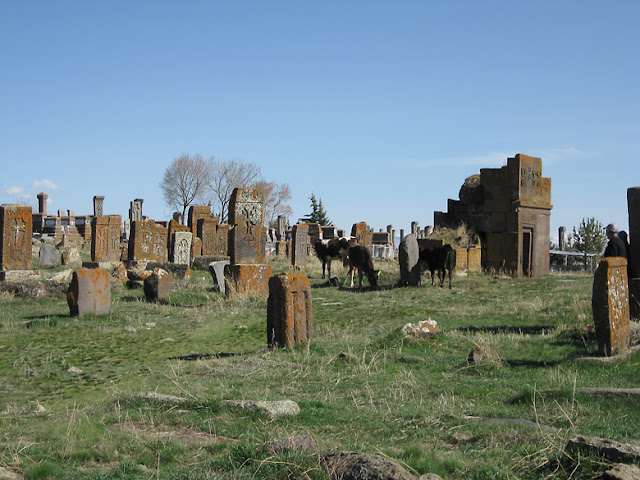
[419,244,454,289]
[312,237,356,279]
[346,244,380,289]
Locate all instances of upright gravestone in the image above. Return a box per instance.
[188,205,210,237]
[93,196,105,217]
[276,215,286,241]
[267,273,313,349]
[291,224,309,267]
[129,218,156,261]
[38,243,59,268]
[399,234,421,286]
[37,192,48,215]
[129,198,144,223]
[198,216,218,256]
[559,226,567,251]
[228,188,264,265]
[91,215,121,262]
[67,268,111,316]
[153,223,169,262]
[592,257,630,356]
[172,232,192,265]
[0,204,32,271]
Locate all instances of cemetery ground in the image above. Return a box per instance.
[1,257,639,480]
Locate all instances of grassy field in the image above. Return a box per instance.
[1,254,639,479]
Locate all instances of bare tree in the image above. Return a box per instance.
[208,158,262,222]
[160,154,212,219]
[252,180,292,227]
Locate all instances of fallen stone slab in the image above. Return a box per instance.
[603,464,640,480]
[0,280,47,298]
[137,392,187,405]
[0,466,23,480]
[263,434,317,455]
[318,450,417,480]
[567,435,640,462]
[222,400,300,418]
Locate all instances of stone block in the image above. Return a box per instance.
[454,248,468,272]
[467,247,482,273]
[188,205,211,236]
[67,268,111,316]
[398,234,421,287]
[267,273,313,348]
[143,267,171,301]
[61,248,82,267]
[38,244,59,268]
[208,260,230,293]
[198,216,218,255]
[128,219,158,262]
[592,258,630,356]
[224,264,272,296]
[1,204,33,270]
[145,262,191,280]
[229,188,265,265]
[191,237,202,260]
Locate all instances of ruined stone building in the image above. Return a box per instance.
[434,154,552,277]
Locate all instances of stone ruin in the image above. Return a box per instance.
[434,153,552,277]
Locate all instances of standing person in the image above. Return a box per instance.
[603,223,628,259]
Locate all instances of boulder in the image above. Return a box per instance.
[603,464,640,480]
[38,244,59,268]
[222,400,300,418]
[319,450,417,480]
[61,247,82,267]
[400,319,440,339]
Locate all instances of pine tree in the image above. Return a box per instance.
[298,194,331,226]
[571,217,607,254]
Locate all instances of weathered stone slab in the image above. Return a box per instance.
[61,247,82,267]
[567,434,640,462]
[67,268,111,316]
[192,255,229,270]
[38,243,59,268]
[319,450,417,480]
[143,267,171,301]
[145,262,191,280]
[188,205,211,236]
[172,232,192,264]
[291,224,309,267]
[191,237,202,260]
[198,216,218,255]
[221,400,300,418]
[1,204,32,270]
[91,215,121,262]
[0,270,41,282]
[399,233,421,286]
[603,463,640,480]
[224,264,272,296]
[592,257,630,356]
[228,188,264,265]
[208,260,230,294]
[129,219,157,261]
[467,247,482,273]
[267,273,313,349]
[454,248,468,272]
[93,195,104,216]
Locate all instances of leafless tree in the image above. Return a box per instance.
[252,180,292,227]
[160,154,212,219]
[208,158,262,222]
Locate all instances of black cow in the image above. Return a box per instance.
[346,244,379,289]
[312,237,356,279]
[419,244,454,289]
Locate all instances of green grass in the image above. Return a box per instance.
[0,255,638,479]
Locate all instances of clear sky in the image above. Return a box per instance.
[1,1,638,244]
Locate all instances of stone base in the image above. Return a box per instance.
[193,255,230,270]
[0,270,41,282]
[145,262,191,279]
[224,264,273,296]
[82,261,120,271]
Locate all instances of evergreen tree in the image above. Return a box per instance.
[298,194,331,225]
[571,217,607,254]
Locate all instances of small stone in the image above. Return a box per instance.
[222,400,300,418]
[67,366,83,375]
[263,434,317,455]
[124,325,137,333]
[25,369,39,377]
[400,318,440,338]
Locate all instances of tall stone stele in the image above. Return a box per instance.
[592,257,630,356]
[267,273,313,349]
[228,188,265,265]
[93,196,105,217]
[0,204,33,271]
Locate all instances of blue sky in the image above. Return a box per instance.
[1,1,638,244]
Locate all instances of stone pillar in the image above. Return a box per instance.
[276,215,286,241]
[628,187,640,278]
[172,212,184,224]
[559,226,566,251]
[0,204,33,270]
[398,234,421,287]
[93,196,105,217]
[67,268,111,316]
[411,221,419,236]
[400,229,405,244]
[37,192,48,215]
[209,260,230,293]
[129,198,144,223]
[592,257,630,356]
[291,224,309,267]
[267,273,313,349]
[228,188,264,265]
[172,231,192,264]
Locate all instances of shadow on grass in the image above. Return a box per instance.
[453,325,556,335]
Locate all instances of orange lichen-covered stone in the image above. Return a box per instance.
[67,268,111,317]
[0,204,32,270]
[224,264,272,296]
[467,247,482,273]
[267,273,313,349]
[592,257,630,356]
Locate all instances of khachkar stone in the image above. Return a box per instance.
[153,224,169,262]
[67,268,111,316]
[399,234,421,287]
[592,257,630,356]
[291,224,309,267]
[224,264,272,296]
[276,215,286,241]
[129,218,157,261]
[229,188,265,265]
[267,273,313,349]
[198,216,219,256]
[129,198,144,222]
[0,204,33,271]
[91,215,121,262]
[93,196,105,217]
[172,231,192,264]
[188,205,211,236]
[37,192,48,215]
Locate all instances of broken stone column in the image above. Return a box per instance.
[67,268,111,316]
[592,257,630,356]
[267,273,313,349]
[398,234,421,286]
